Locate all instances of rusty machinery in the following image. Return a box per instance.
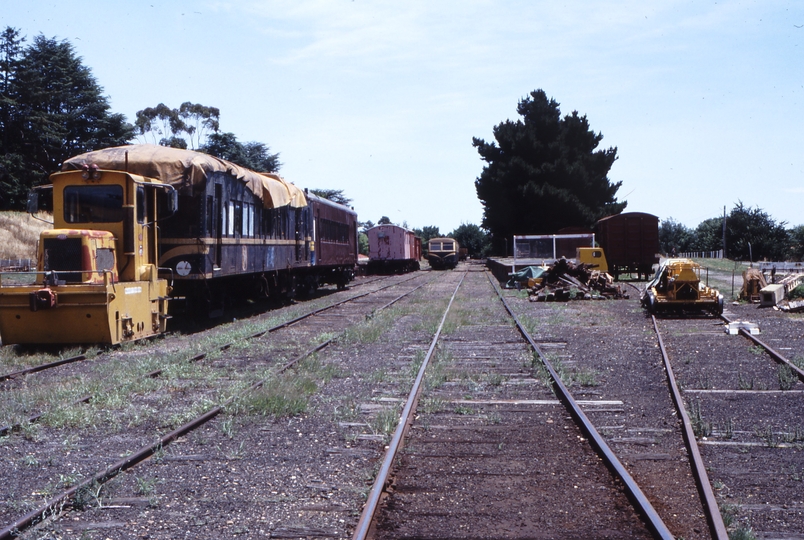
[641,258,724,315]
[0,166,176,345]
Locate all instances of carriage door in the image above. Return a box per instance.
[214,183,223,268]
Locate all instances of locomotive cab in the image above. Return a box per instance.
[0,167,176,345]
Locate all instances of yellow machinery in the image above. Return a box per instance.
[576,247,609,273]
[0,166,176,345]
[641,258,724,315]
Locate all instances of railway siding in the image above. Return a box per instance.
[659,304,804,537]
[506,289,714,539]
[3,275,440,537]
[6,272,450,538]
[371,268,654,538]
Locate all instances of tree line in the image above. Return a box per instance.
[660,203,804,262]
[474,89,803,262]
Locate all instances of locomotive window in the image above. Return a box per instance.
[245,204,251,237]
[233,201,243,238]
[281,206,289,239]
[64,185,124,223]
[242,203,253,238]
[429,241,440,251]
[95,248,115,272]
[263,208,274,237]
[42,237,83,282]
[136,186,146,224]
[442,242,453,250]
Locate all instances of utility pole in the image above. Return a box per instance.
[722,205,727,258]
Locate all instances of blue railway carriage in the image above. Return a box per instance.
[426,237,460,270]
[63,145,357,314]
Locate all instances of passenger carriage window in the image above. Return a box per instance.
[206,196,214,234]
[318,218,350,244]
[227,202,235,236]
[233,201,242,237]
[63,185,124,223]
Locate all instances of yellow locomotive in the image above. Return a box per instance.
[0,165,176,345]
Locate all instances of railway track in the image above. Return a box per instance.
[0,273,394,386]
[499,277,728,539]
[3,264,802,538]
[0,274,411,436]
[0,271,435,537]
[654,305,804,538]
[358,267,671,538]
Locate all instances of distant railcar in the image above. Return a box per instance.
[366,225,421,274]
[426,237,460,270]
[595,212,659,280]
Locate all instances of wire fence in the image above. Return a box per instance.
[678,250,724,259]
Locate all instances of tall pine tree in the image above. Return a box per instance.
[474,90,625,252]
[0,29,133,208]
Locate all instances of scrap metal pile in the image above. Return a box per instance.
[505,257,627,301]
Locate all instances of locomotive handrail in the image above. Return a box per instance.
[157,266,175,286]
[0,270,122,287]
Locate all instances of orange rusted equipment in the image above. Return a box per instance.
[0,167,176,345]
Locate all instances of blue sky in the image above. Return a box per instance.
[5,1,803,232]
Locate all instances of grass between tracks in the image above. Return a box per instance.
[0,297,364,435]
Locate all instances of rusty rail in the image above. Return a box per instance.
[353,271,466,540]
[720,313,804,383]
[651,316,729,539]
[0,274,427,436]
[489,273,676,540]
[0,273,432,538]
[0,353,88,384]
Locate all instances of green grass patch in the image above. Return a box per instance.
[236,374,317,418]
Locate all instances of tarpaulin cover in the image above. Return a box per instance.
[62,144,307,208]
[505,265,546,288]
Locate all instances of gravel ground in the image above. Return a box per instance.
[504,283,714,539]
[5,272,450,538]
[2,265,803,539]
